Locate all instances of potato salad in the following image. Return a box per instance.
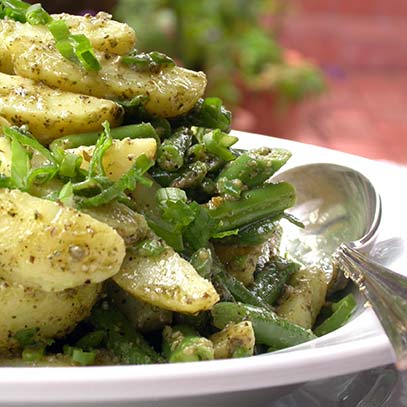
[0,1,355,366]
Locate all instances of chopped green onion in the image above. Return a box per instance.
[26,166,58,189]
[88,121,112,178]
[14,327,39,347]
[135,238,166,257]
[10,137,30,190]
[69,34,101,72]
[72,349,96,365]
[4,126,56,163]
[58,181,74,206]
[22,344,46,362]
[58,152,82,178]
[25,3,51,25]
[78,154,154,208]
[202,129,238,161]
[0,0,29,22]
[47,19,71,41]
[156,187,187,205]
[48,19,101,71]
[55,38,76,61]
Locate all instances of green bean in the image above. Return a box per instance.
[189,248,213,279]
[314,294,356,336]
[251,258,300,305]
[214,269,272,310]
[174,312,211,334]
[156,128,192,171]
[187,144,225,173]
[170,161,207,189]
[211,302,316,349]
[217,214,282,246]
[89,303,162,364]
[49,123,160,151]
[208,182,296,233]
[216,147,291,194]
[162,325,214,363]
[151,161,207,189]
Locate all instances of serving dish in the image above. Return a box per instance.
[0,131,404,406]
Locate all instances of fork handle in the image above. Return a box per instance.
[334,243,407,370]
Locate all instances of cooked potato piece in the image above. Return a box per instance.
[70,137,157,181]
[82,202,150,247]
[114,247,219,314]
[210,321,255,359]
[52,12,136,55]
[277,266,327,329]
[107,281,173,333]
[0,136,11,177]
[0,280,102,352]
[0,189,125,292]
[0,42,13,74]
[7,37,206,118]
[0,13,135,57]
[0,72,123,144]
[215,243,265,286]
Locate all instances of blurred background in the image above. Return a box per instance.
[33,0,407,164]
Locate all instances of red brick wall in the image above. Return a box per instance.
[295,0,407,16]
[279,1,407,69]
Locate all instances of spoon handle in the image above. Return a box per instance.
[334,244,407,371]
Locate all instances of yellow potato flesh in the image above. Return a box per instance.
[0,189,126,292]
[0,72,123,144]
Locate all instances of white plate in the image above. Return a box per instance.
[0,132,405,406]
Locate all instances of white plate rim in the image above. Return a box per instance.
[0,131,401,404]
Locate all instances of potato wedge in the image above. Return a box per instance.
[7,37,206,118]
[0,188,125,291]
[210,321,255,359]
[0,43,13,75]
[0,280,102,352]
[69,137,157,181]
[0,13,135,57]
[82,202,150,247]
[52,12,136,55]
[0,72,123,144]
[114,247,219,314]
[277,266,327,329]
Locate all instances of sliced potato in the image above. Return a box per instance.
[0,188,125,291]
[52,12,136,55]
[0,72,123,144]
[114,247,219,314]
[277,266,327,329]
[82,202,150,247]
[69,137,157,181]
[210,321,255,359]
[215,243,264,286]
[0,13,135,57]
[0,280,102,352]
[107,281,173,333]
[7,37,206,118]
[0,43,13,75]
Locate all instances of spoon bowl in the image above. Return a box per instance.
[273,163,407,369]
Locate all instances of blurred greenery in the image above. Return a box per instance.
[113,0,325,106]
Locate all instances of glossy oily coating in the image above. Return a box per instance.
[0,189,126,291]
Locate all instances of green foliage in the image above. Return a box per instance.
[113,0,325,105]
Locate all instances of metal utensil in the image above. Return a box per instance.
[273,163,407,370]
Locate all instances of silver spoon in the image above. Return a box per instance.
[273,163,407,370]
